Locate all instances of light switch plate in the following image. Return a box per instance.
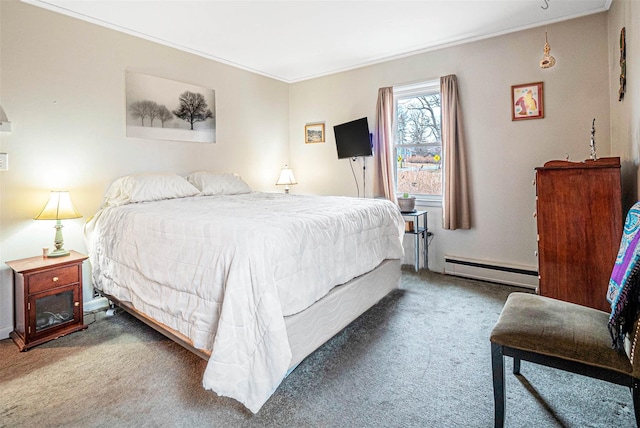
[0,153,8,171]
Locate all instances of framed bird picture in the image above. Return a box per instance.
[511,82,544,121]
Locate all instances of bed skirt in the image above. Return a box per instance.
[100,259,401,370]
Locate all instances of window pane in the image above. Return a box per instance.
[396,94,441,145]
[394,83,442,197]
[396,145,442,196]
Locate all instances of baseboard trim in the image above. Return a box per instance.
[0,326,12,340]
[444,256,538,289]
[84,296,109,313]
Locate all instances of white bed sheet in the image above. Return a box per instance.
[85,192,404,413]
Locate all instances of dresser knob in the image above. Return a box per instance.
[52,276,59,282]
[74,302,80,307]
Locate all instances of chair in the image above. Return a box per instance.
[490,202,640,427]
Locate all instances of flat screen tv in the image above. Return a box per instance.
[334,117,373,159]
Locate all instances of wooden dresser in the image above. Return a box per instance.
[534,157,622,312]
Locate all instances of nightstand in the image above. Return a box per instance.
[6,250,88,351]
[402,210,428,272]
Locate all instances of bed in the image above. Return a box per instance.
[84,172,405,413]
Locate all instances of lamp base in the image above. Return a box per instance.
[47,220,69,257]
[47,248,70,258]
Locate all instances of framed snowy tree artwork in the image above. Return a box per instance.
[125,71,216,143]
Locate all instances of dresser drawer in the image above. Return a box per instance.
[27,265,79,294]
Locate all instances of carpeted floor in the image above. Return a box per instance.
[0,268,635,427]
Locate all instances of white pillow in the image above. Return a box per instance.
[102,173,200,207]
[186,172,252,196]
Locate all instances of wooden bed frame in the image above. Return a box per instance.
[99,259,401,371]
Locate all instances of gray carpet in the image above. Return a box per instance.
[0,268,635,427]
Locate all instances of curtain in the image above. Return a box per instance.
[441,75,471,230]
[373,87,397,203]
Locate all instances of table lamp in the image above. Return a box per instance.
[276,165,297,194]
[34,191,82,257]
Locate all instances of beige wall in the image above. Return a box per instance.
[608,0,640,212]
[289,12,611,275]
[0,0,290,336]
[0,1,631,338]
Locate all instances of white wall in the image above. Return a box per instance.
[0,0,290,337]
[289,12,611,275]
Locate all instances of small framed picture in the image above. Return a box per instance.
[305,123,325,143]
[511,82,544,121]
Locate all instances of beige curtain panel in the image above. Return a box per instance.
[441,75,471,230]
[373,86,397,203]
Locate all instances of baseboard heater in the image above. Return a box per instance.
[444,256,538,289]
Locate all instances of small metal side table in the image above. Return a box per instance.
[402,210,428,272]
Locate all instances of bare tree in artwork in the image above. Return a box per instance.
[129,100,158,126]
[156,105,173,128]
[173,91,214,130]
[147,101,161,127]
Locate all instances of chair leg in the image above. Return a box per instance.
[491,342,505,428]
[633,378,640,427]
[513,357,521,375]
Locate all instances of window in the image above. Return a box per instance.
[393,80,442,205]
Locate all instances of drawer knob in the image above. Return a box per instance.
[52,276,59,282]
[74,302,80,307]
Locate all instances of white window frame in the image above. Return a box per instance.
[393,79,442,207]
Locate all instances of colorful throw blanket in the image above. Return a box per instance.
[607,202,640,351]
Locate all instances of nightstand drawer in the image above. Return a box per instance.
[28,265,79,294]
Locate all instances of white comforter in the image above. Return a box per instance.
[85,192,404,412]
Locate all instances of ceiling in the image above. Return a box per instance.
[25,0,611,83]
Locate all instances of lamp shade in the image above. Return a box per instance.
[276,166,297,186]
[34,191,82,220]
